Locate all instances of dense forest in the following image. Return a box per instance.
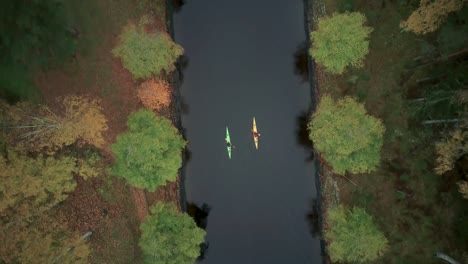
[307,0,468,263]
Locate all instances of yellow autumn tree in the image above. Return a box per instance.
[435,129,468,175]
[0,213,90,264]
[1,95,108,153]
[137,79,171,110]
[435,128,468,199]
[400,0,466,35]
[15,227,89,264]
[0,149,77,216]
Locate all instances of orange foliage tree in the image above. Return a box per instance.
[1,95,108,153]
[137,79,171,111]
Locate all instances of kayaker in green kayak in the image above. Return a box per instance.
[225,138,235,148]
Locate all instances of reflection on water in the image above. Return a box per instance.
[176,55,190,114]
[306,199,320,238]
[187,202,210,229]
[173,0,186,13]
[183,145,192,163]
[296,112,314,162]
[177,55,189,84]
[293,41,309,83]
[187,202,211,261]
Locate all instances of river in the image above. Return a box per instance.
[174,1,323,263]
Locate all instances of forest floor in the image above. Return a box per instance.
[313,0,467,263]
[33,0,180,262]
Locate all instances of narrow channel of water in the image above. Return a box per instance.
[174,1,322,263]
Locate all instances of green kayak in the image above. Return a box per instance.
[226,126,231,159]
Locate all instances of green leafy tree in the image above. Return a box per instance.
[400,0,466,35]
[139,203,206,264]
[308,96,385,174]
[110,109,185,191]
[309,12,372,74]
[325,206,388,263]
[112,17,183,79]
[0,149,76,216]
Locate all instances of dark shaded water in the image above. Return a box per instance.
[174,1,322,263]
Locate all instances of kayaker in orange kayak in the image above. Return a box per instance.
[252,130,261,138]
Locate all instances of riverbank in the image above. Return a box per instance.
[304,0,331,262]
[307,0,468,263]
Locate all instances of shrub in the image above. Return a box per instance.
[137,79,171,110]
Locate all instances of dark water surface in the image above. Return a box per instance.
[174,1,322,263]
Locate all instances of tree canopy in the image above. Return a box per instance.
[110,109,185,191]
[0,0,74,64]
[309,12,372,74]
[0,214,89,264]
[1,96,108,153]
[325,206,388,263]
[308,96,385,174]
[139,203,206,264]
[0,0,75,100]
[137,78,172,111]
[435,128,468,175]
[400,0,466,35]
[112,18,183,79]
[0,149,76,215]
